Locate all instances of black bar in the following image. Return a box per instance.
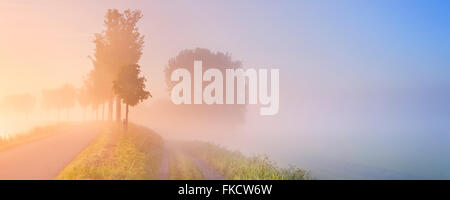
[0,180,447,199]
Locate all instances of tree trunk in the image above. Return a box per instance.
[108,98,113,121]
[116,96,121,122]
[125,104,129,131]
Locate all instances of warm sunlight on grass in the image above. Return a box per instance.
[56,123,163,180]
[0,123,72,152]
[177,141,313,180]
[168,150,203,180]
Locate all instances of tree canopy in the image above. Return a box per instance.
[164,48,247,126]
[113,64,151,128]
[114,64,151,107]
[86,9,145,121]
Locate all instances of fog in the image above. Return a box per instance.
[1,0,449,179]
[127,74,450,179]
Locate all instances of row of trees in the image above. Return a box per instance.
[1,9,151,128]
[0,85,79,121]
[42,84,76,120]
[1,84,97,121]
[81,9,151,129]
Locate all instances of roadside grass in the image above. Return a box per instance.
[168,150,203,180]
[56,123,163,180]
[176,141,313,180]
[0,123,74,152]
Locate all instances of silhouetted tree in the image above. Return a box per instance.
[164,48,247,127]
[113,64,151,130]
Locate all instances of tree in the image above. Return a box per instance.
[78,79,91,121]
[164,48,247,127]
[113,64,151,130]
[83,66,112,121]
[42,84,76,121]
[42,88,66,121]
[88,33,114,121]
[90,9,145,122]
[42,89,58,120]
[59,84,76,121]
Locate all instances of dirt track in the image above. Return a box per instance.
[157,140,226,180]
[184,153,226,180]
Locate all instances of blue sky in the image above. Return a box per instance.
[282,0,450,87]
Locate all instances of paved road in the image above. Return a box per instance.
[0,124,98,180]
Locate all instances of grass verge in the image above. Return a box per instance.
[56,123,163,180]
[176,141,313,180]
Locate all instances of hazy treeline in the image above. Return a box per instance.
[0,84,88,121]
[42,84,76,120]
[0,93,36,118]
[0,9,247,131]
[1,9,151,127]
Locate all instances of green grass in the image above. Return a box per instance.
[56,123,163,180]
[168,150,203,180]
[176,141,313,180]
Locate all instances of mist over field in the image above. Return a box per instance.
[0,0,449,179]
